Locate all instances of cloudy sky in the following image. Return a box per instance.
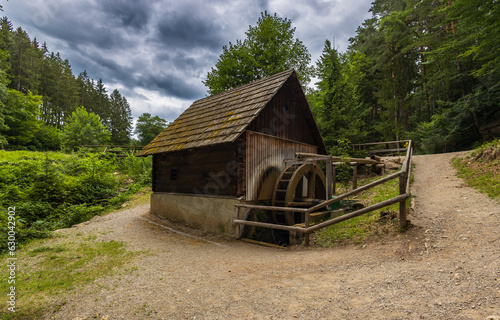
[3,0,373,123]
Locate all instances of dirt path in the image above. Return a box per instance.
[49,153,499,320]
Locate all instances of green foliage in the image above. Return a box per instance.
[342,0,500,153]
[0,150,152,251]
[0,17,133,150]
[453,139,500,199]
[108,89,133,145]
[0,49,9,148]
[204,11,313,95]
[134,112,167,145]
[119,152,152,184]
[30,123,61,150]
[61,106,111,151]
[310,41,368,151]
[2,89,43,147]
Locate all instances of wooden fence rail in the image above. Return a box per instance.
[79,145,145,157]
[234,140,413,246]
[352,140,410,154]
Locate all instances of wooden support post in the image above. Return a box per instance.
[325,157,332,209]
[399,170,408,228]
[236,207,243,239]
[352,164,358,190]
[332,166,337,195]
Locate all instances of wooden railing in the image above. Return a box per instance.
[234,140,413,246]
[79,145,144,157]
[352,140,410,154]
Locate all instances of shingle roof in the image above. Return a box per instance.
[136,69,298,156]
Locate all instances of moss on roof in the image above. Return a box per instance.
[137,69,296,156]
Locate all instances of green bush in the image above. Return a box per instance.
[0,150,152,252]
[119,153,152,184]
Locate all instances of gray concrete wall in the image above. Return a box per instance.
[150,193,248,238]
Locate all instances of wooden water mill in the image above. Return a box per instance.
[271,163,327,226]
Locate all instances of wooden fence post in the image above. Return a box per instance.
[352,164,358,190]
[304,212,311,246]
[332,165,337,195]
[325,157,333,210]
[399,171,407,228]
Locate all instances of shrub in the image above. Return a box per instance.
[0,150,148,252]
[119,153,152,184]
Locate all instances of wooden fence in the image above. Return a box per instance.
[79,145,144,157]
[352,140,410,155]
[234,140,413,246]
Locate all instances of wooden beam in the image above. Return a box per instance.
[305,194,408,233]
[233,219,305,232]
[235,203,308,213]
[307,171,402,213]
[351,140,410,147]
[295,152,379,165]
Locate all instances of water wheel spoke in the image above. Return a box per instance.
[272,163,327,226]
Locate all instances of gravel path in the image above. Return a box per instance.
[49,152,499,320]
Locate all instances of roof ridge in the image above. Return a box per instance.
[195,68,295,103]
[137,68,297,156]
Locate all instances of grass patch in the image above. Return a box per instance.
[314,168,412,247]
[0,234,136,319]
[452,139,500,199]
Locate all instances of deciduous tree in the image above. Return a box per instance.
[61,106,111,151]
[204,11,313,95]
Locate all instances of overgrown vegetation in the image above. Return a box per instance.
[0,232,137,318]
[314,166,411,247]
[452,139,500,199]
[0,150,152,251]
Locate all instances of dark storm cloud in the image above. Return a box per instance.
[3,0,374,121]
[100,0,155,30]
[140,73,204,100]
[156,11,225,50]
[28,4,130,51]
[80,49,205,100]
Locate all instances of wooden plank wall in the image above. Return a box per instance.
[245,131,318,201]
[247,77,318,148]
[153,143,238,196]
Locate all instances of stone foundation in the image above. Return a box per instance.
[150,193,248,238]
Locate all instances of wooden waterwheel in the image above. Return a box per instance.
[271,163,327,226]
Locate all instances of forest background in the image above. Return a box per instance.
[1,0,499,154]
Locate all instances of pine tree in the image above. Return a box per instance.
[313,40,366,152]
[134,113,167,146]
[108,89,132,145]
[94,79,111,126]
